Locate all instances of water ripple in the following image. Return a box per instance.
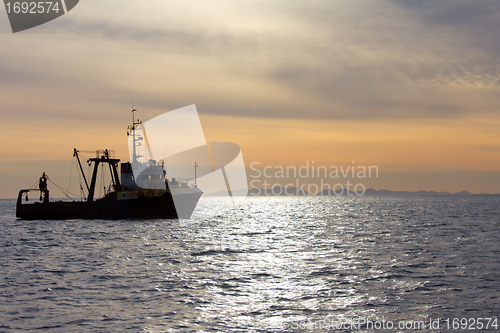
[0,196,499,331]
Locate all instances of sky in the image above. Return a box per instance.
[1,0,500,197]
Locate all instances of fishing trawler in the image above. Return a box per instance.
[16,112,203,220]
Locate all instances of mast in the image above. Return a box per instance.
[132,109,137,164]
[194,162,198,188]
[127,109,143,165]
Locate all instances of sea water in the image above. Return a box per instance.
[0,196,499,332]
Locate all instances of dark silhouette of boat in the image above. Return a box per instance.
[16,115,203,220]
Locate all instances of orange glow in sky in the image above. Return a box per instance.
[1,1,499,197]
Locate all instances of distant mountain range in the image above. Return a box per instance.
[204,186,499,197]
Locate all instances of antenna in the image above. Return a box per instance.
[141,100,146,123]
[132,108,137,126]
[194,162,198,188]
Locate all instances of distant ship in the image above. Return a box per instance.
[16,112,203,220]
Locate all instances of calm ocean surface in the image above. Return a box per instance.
[0,196,499,332]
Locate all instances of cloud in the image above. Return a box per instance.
[0,0,499,123]
[1,0,499,195]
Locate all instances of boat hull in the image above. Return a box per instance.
[16,190,203,220]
